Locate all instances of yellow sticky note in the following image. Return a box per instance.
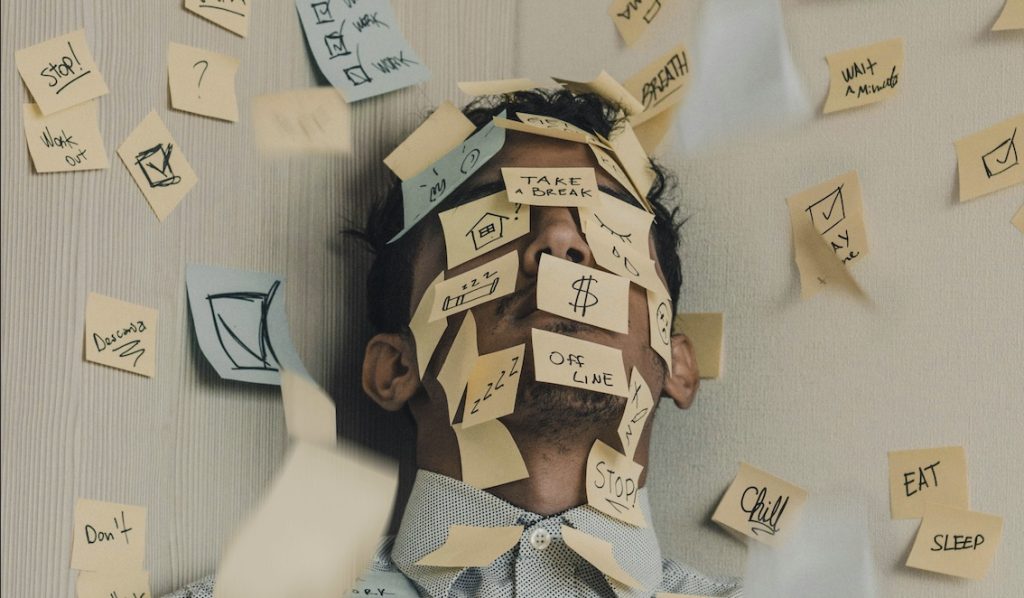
[167,42,239,122]
[453,419,530,490]
[502,167,599,207]
[561,525,642,588]
[84,292,157,378]
[410,273,447,378]
[494,112,611,149]
[673,313,724,379]
[22,101,108,173]
[625,44,691,120]
[416,525,523,567]
[537,254,630,334]
[906,503,1003,580]
[618,367,653,460]
[185,0,250,37]
[70,499,146,572]
[76,570,150,598]
[437,312,479,422]
[607,0,664,46]
[888,446,969,520]
[429,250,519,322]
[531,329,629,398]
[606,121,655,210]
[384,101,475,180]
[15,29,108,116]
[589,144,642,202]
[118,111,197,221]
[954,113,1024,202]
[711,462,809,546]
[554,71,645,116]
[439,191,530,268]
[647,289,673,374]
[251,87,352,155]
[464,344,525,428]
[1012,204,1024,233]
[993,0,1024,30]
[458,78,544,96]
[823,38,904,114]
[578,191,653,252]
[632,108,678,154]
[281,370,337,448]
[586,439,646,527]
[584,214,665,295]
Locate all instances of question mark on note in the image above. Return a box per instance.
[192,60,209,99]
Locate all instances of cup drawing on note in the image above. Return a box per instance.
[134,143,181,187]
[206,281,282,373]
[982,128,1018,178]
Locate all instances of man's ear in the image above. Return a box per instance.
[662,333,700,409]
[362,333,421,411]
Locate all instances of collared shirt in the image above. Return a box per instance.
[164,470,742,598]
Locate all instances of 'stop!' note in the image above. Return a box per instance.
[823,38,903,114]
[15,29,109,116]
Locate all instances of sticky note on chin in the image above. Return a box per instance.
[711,462,809,546]
[586,439,646,527]
[531,328,629,398]
[905,503,1003,580]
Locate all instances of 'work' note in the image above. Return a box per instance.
[531,329,629,398]
[84,293,158,377]
[118,111,197,222]
[23,101,108,173]
[888,446,968,519]
[537,254,630,334]
[464,344,525,428]
[167,42,240,122]
[954,113,1024,202]
[185,0,250,37]
[586,439,646,527]
[712,462,808,546]
[15,29,108,116]
[905,503,1003,580]
[823,38,903,114]
[70,499,146,572]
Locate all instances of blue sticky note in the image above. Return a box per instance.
[295,0,430,102]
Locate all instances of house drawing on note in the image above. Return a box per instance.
[466,212,508,250]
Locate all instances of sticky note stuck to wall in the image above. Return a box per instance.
[15,29,109,116]
[992,0,1024,30]
[167,42,240,122]
[888,446,969,519]
[70,499,147,572]
[607,0,665,46]
[185,0,251,37]
[823,38,903,114]
[464,344,525,428]
[23,101,109,173]
[905,503,1003,580]
[117,111,197,221]
[954,113,1023,202]
[84,293,158,378]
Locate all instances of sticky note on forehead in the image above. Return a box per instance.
[70,499,146,571]
[823,38,904,114]
[586,439,646,527]
[954,113,1023,202]
[537,253,630,334]
[494,112,611,148]
[905,503,1003,580]
[384,101,475,181]
[888,446,968,519]
[439,191,530,268]
[531,328,629,398]
[429,250,518,322]
[503,167,598,207]
[15,29,109,116]
[711,462,809,546]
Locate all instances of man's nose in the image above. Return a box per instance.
[521,205,595,276]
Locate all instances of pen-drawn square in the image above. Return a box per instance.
[134,144,181,187]
[643,0,662,23]
[804,185,846,235]
[311,1,333,24]
[982,128,1018,178]
[324,21,351,59]
[344,63,371,86]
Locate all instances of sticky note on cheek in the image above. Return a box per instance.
[823,38,904,114]
[22,101,109,173]
[84,293,158,377]
[70,499,147,572]
[502,167,598,207]
[905,503,1003,580]
[438,191,530,268]
[647,289,673,375]
[586,439,646,527]
[15,29,109,116]
[531,328,629,398]
[429,250,519,322]
[463,343,525,428]
[711,462,809,546]
[888,446,969,519]
[168,42,240,122]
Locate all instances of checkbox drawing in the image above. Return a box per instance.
[324,22,351,59]
[643,0,663,23]
[311,1,333,24]
[344,64,371,86]
[982,128,1018,178]
[134,143,181,188]
[804,185,846,235]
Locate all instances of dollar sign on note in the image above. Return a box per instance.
[570,275,599,317]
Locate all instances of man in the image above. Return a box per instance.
[168,90,742,597]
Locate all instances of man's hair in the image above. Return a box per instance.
[357,89,684,334]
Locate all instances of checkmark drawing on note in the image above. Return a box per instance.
[134,143,181,188]
[982,128,1018,178]
[805,185,846,235]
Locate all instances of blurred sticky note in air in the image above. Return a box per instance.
[647,289,673,374]
[712,462,809,546]
[168,42,240,122]
[554,71,644,116]
[537,254,630,333]
[436,312,479,422]
[607,0,664,46]
[281,370,336,447]
[15,29,108,116]
[954,113,1023,201]
[185,264,308,385]
[458,78,546,96]
[22,101,108,173]
[84,292,158,378]
[888,446,968,520]
[993,0,1024,30]
[252,88,352,155]
[673,312,724,379]
[618,367,653,460]
[76,570,150,598]
[905,503,1003,580]
[214,441,398,598]
[453,419,529,490]
[503,167,598,207]
[409,272,447,377]
[464,343,525,428]
[532,329,629,398]
[384,101,474,180]
[561,525,642,588]
[70,498,146,572]
[416,525,523,567]
[185,0,250,37]
[823,38,903,114]
[117,111,197,221]
[439,191,530,268]
[294,0,430,103]
[429,250,518,322]
[586,439,646,527]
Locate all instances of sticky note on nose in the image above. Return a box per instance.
[531,328,628,398]
[537,254,630,334]
[888,446,969,519]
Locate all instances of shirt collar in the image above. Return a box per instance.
[391,469,663,598]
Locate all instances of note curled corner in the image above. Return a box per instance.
[452,419,529,490]
[415,525,523,567]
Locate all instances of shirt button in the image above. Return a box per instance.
[529,528,551,550]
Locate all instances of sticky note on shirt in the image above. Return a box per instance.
[453,419,530,490]
[607,0,664,46]
[712,462,809,546]
[252,87,352,155]
[823,38,903,114]
[15,29,109,116]
[281,369,337,447]
[537,254,630,334]
[586,439,646,527]
[185,0,251,37]
[954,113,1024,202]
[436,312,478,422]
[84,292,158,378]
[673,312,724,379]
[531,328,629,398]
[429,250,519,322]
[888,446,969,519]
[993,0,1024,30]
[76,570,150,598]
[464,344,525,428]
[503,167,599,207]
[70,498,146,572]
[439,191,530,268]
[561,525,642,588]
[409,273,447,378]
[905,503,1003,580]
[168,42,240,122]
[384,101,475,180]
[416,525,523,567]
[618,367,653,460]
[22,101,108,173]
[118,111,197,221]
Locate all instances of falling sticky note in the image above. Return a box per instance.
[607,0,664,46]
[416,525,524,567]
[554,71,645,116]
[185,0,251,37]
[954,113,1024,202]
[1013,204,1024,233]
[537,254,630,334]
[464,343,525,428]
[625,44,692,120]
[452,419,530,489]
[294,0,430,102]
[438,191,530,268]
[384,101,475,181]
[711,462,809,546]
[15,29,109,116]
[84,292,158,378]
[22,101,108,173]
[458,78,545,96]
[888,446,969,520]
[281,369,337,447]
[76,570,150,598]
[673,312,724,379]
[993,0,1024,30]
[70,499,146,572]
[429,250,519,322]
[494,112,611,148]
[215,441,398,598]
[436,312,479,422]
[167,42,240,122]
[905,503,1003,580]
[561,525,642,588]
[251,87,352,155]
[117,111,197,221]
[531,328,629,398]
[586,439,646,527]
[185,264,308,385]
[618,368,653,460]
[502,167,599,207]
[823,38,904,114]
[647,289,673,375]
[409,272,447,378]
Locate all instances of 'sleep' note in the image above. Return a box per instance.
[117,111,197,222]
[22,101,109,173]
[167,42,240,122]
[84,293,158,378]
[185,0,251,37]
[823,38,904,114]
[888,446,969,520]
[15,29,108,116]
[429,250,519,322]
[711,462,808,546]
[531,328,629,398]
[464,344,525,428]
[586,439,646,527]
[70,498,146,572]
[905,503,1003,580]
